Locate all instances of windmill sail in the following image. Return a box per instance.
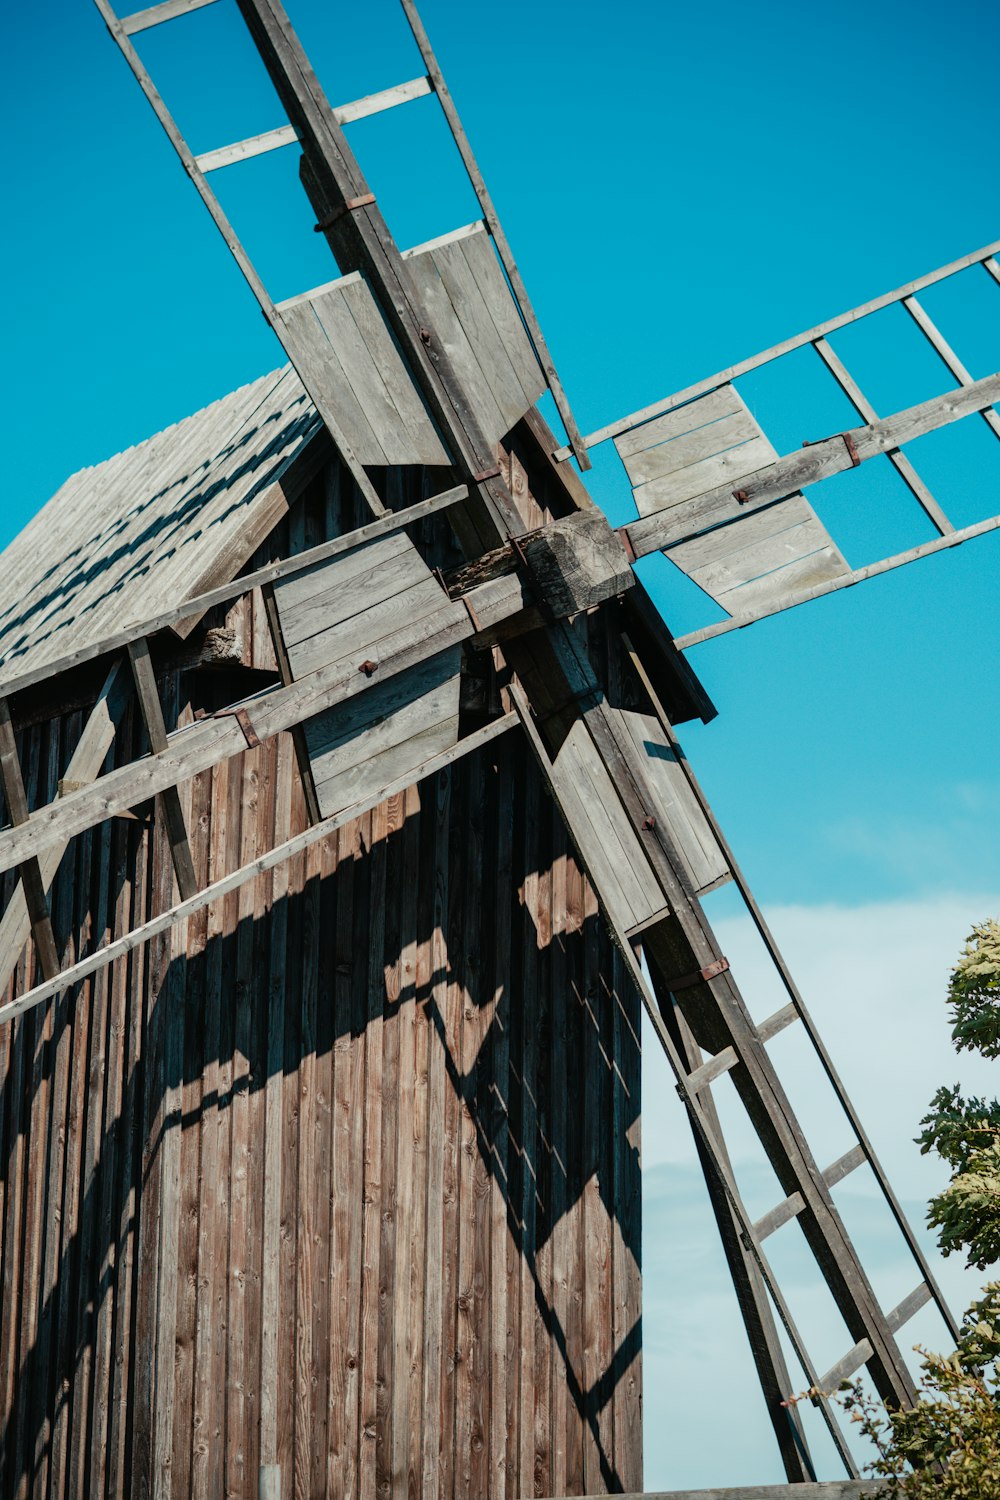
[578,241,1000,646]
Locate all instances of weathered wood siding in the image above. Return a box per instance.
[0,685,642,1498]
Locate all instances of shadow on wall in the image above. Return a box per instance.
[0,730,643,1499]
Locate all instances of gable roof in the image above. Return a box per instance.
[0,365,320,688]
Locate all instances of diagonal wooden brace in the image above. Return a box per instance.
[0,697,61,982]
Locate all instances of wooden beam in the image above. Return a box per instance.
[554,237,1000,459]
[673,511,1000,650]
[120,0,219,34]
[127,638,198,901]
[0,699,60,981]
[0,660,130,994]
[0,575,496,877]
[812,338,953,534]
[0,714,517,1028]
[0,481,469,702]
[194,77,432,174]
[625,371,1000,558]
[399,0,590,471]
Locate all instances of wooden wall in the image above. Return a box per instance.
[0,673,643,1497]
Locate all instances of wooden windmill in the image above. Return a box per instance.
[0,1,997,1496]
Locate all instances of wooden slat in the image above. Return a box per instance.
[120,0,219,34]
[557,237,1000,459]
[812,337,953,534]
[753,1144,867,1243]
[628,370,1000,557]
[304,648,461,817]
[126,638,197,900]
[887,1281,932,1333]
[334,73,432,124]
[757,1002,799,1043]
[619,383,850,610]
[685,1046,738,1093]
[673,510,1000,650]
[817,1338,874,1392]
[551,718,663,933]
[194,78,432,174]
[613,708,728,894]
[0,699,60,980]
[195,123,297,174]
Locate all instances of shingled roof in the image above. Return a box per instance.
[0,366,320,687]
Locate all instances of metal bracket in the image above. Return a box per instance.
[459,593,483,633]
[214,705,262,748]
[666,956,731,992]
[313,192,376,232]
[616,524,637,563]
[802,432,861,467]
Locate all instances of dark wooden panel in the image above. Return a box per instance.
[0,693,642,1499]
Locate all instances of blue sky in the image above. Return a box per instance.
[3,0,999,1489]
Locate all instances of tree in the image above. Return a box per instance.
[837,922,1000,1497]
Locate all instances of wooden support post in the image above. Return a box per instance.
[127,638,198,901]
[0,698,61,981]
[0,659,130,994]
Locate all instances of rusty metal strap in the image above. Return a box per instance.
[666,956,730,991]
[314,193,376,232]
[214,706,262,748]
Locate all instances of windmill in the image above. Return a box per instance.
[0,0,996,1496]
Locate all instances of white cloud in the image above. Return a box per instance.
[641,892,1000,1489]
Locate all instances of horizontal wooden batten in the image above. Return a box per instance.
[120,0,219,34]
[887,1281,932,1333]
[757,1002,800,1043]
[555,237,1000,459]
[195,76,432,173]
[0,713,518,1027]
[684,1047,737,1094]
[753,1145,867,1243]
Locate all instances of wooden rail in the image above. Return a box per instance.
[554,238,1000,460]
